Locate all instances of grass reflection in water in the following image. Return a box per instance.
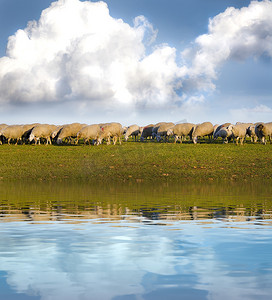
[0,180,271,224]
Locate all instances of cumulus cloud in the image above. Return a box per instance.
[0,0,184,111]
[0,0,271,123]
[183,0,272,91]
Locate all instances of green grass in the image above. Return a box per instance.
[0,141,271,182]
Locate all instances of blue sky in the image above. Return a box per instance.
[0,0,271,125]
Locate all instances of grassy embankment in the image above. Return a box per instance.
[0,139,271,182]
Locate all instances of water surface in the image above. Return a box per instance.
[0,181,272,300]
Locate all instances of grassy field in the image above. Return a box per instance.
[0,140,271,182]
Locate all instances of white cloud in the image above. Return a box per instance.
[229,104,272,122]
[0,0,271,124]
[0,0,184,112]
[184,0,272,91]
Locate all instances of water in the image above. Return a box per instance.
[0,181,272,300]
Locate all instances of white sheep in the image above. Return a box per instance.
[226,123,251,145]
[57,123,87,144]
[214,128,232,143]
[213,123,231,139]
[1,125,25,145]
[246,125,258,143]
[255,122,272,144]
[51,125,65,141]
[192,122,214,144]
[124,125,141,142]
[29,124,58,145]
[167,123,195,143]
[155,122,175,142]
[21,123,40,143]
[0,124,8,144]
[76,124,101,145]
[122,126,128,135]
[97,122,123,145]
[151,122,168,139]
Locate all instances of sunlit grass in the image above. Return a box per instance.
[0,140,271,182]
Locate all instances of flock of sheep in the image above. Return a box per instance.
[0,121,271,146]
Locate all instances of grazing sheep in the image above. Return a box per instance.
[122,126,128,135]
[213,123,231,138]
[0,124,8,144]
[0,125,25,145]
[156,122,175,142]
[192,122,214,144]
[246,125,258,143]
[140,124,154,142]
[239,123,254,139]
[151,122,167,139]
[255,122,272,145]
[214,128,232,143]
[76,124,101,145]
[124,125,141,142]
[21,123,40,143]
[51,125,65,141]
[57,123,87,145]
[167,123,195,143]
[226,123,251,145]
[29,124,58,145]
[97,122,123,145]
